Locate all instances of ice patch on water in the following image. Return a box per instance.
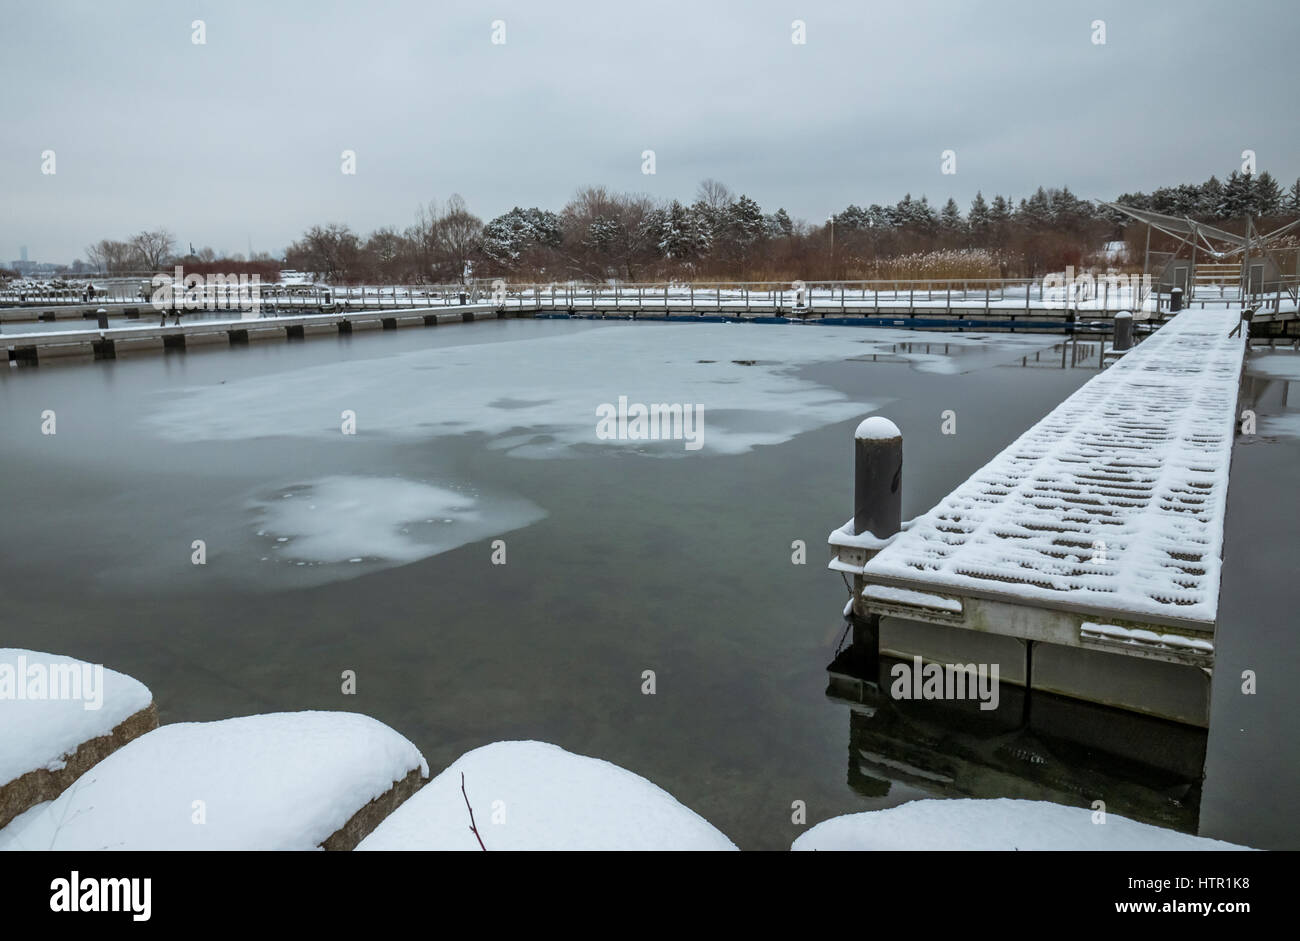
[249,475,544,568]
[142,323,1056,457]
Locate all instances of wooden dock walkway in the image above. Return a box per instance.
[829,308,1250,726]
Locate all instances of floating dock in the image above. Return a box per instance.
[2,305,502,365]
[830,308,1249,726]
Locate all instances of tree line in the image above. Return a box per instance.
[62,171,1300,286]
[80,229,279,279]
[284,173,1300,285]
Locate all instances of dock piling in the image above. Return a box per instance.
[1114,311,1133,351]
[848,417,903,665]
[854,417,902,542]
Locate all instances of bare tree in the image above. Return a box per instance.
[85,238,136,275]
[84,241,105,273]
[437,194,483,284]
[695,178,734,214]
[285,223,361,282]
[130,228,176,271]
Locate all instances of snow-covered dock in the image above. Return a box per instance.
[2,305,501,364]
[831,308,1249,725]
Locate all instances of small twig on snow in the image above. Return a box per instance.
[461,772,487,851]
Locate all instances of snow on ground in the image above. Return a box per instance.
[356,741,737,850]
[141,323,1058,457]
[791,799,1252,851]
[0,712,427,850]
[0,649,152,787]
[250,475,545,566]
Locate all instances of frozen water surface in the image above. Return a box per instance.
[4,319,1294,848]
[141,322,1058,456]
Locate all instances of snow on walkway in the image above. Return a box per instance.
[357,741,737,850]
[792,799,1252,850]
[0,649,153,790]
[0,712,427,850]
[863,309,1246,626]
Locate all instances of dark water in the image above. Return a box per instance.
[1,320,1294,849]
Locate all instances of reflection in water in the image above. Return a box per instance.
[1241,371,1293,412]
[849,338,1106,373]
[825,642,1207,834]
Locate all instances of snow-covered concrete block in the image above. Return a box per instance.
[0,649,156,829]
[0,711,428,850]
[357,741,737,851]
[792,798,1252,851]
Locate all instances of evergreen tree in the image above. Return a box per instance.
[1051,185,1091,231]
[687,200,717,257]
[657,200,694,259]
[725,195,766,260]
[891,194,915,229]
[481,206,562,268]
[1220,171,1252,218]
[1252,171,1283,216]
[1018,187,1052,228]
[915,196,939,236]
[836,204,870,231]
[988,195,1012,248]
[1198,176,1223,218]
[968,191,990,239]
[988,195,1011,225]
[768,208,794,238]
[939,197,965,239]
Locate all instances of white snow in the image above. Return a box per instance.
[139,324,1055,457]
[0,649,152,787]
[861,585,963,613]
[864,310,1246,626]
[855,416,901,440]
[0,712,427,851]
[828,556,868,575]
[250,475,544,565]
[1080,621,1213,652]
[356,741,737,851]
[827,518,907,551]
[791,799,1252,851]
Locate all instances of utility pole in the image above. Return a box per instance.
[828,214,835,279]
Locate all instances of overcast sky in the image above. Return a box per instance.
[3,0,1297,263]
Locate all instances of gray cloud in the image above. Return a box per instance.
[2,0,1296,263]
